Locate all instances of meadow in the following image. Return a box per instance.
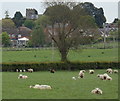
[2,48,118,63]
[2,70,118,99]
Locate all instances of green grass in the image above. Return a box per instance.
[2,70,118,99]
[2,48,118,63]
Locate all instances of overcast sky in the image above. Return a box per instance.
[0,0,119,23]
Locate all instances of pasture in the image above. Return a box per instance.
[2,48,118,63]
[2,70,118,99]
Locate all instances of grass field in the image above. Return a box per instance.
[2,48,118,63]
[2,70,118,99]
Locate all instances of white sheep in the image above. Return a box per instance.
[18,74,28,79]
[80,70,86,73]
[97,73,112,81]
[114,70,118,73]
[97,74,104,80]
[16,69,19,72]
[28,68,33,73]
[89,70,94,74]
[91,88,103,95]
[30,84,52,90]
[72,77,76,80]
[23,69,26,72]
[78,71,84,78]
[20,70,22,72]
[106,68,113,74]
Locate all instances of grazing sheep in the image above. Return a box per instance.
[72,77,76,80]
[29,84,52,90]
[20,70,22,72]
[91,88,102,95]
[89,70,94,74]
[50,69,55,73]
[106,68,113,74]
[18,74,28,79]
[114,70,118,73]
[23,69,26,72]
[28,68,33,73]
[78,71,84,78]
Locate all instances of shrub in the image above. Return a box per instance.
[1,61,120,72]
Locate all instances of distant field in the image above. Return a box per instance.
[2,70,118,99]
[2,48,118,63]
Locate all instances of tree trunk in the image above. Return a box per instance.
[60,51,68,62]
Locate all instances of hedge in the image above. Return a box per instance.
[1,61,120,72]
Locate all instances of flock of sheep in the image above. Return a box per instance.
[16,68,118,94]
[17,68,52,90]
[72,68,118,95]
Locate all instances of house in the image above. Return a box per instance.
[26,9,38,20]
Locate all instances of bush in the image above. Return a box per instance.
[1,61,120,72]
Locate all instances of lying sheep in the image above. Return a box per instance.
[97,73,112,81]
[91,88,102,95]
[106,68,113,74]
[80,70,86,73]
[18,74,28,79]
[72,77,76,80]
[78,71,84,78]
[28,68,33,73]
[29,84,52,90]
[114,70,118,73]
[89,70,94,74]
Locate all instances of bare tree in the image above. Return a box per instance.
[42,3,98,62]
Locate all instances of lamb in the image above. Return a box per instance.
[106,68,113,74]
[29,84,52,90]
[91,88,103,95]
[72,77,76,80]
[114,70,118,73]
[89,70,94,74]
[18,74,28,79]
[78,71,84,78]
[28,68,33,73]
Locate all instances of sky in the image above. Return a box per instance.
[0,0,119,23]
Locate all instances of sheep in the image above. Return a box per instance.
[97,74,104,80]
[18,74,28,79]
[23,69,26,72]
[97,73,112,81]
[91,88,103,95]
[106,76,112,81]
[78,71,84,78]
[72,77,76,80]
[50,69,55,73]
[89,70,94,74]
[29,84,52,90]
[16,69,19,72]
[20,70,22,72]
[80,70,86,73]
[106,68,113,74]
[28,68,33,73]
[114,70,118,73]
